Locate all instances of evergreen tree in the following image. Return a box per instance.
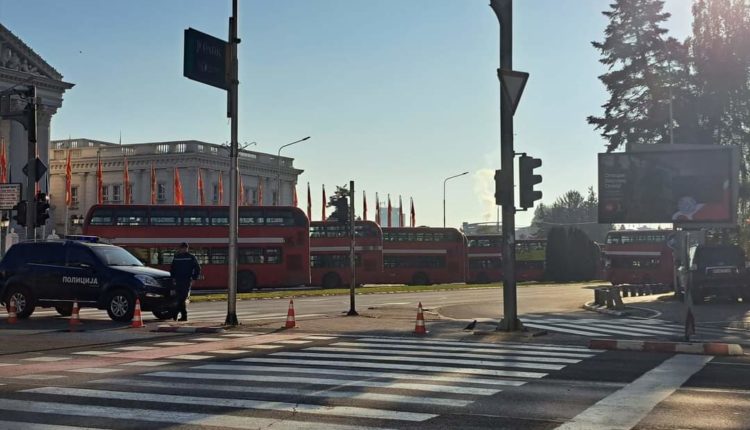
[588,0,677,152]
[531,188,611,243]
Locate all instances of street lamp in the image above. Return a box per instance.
[277,136,311,205]
[443,171,469,228]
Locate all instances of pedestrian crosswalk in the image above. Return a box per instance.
[26,307,323,324]
[521,315,750,341]
[0,336,600,429]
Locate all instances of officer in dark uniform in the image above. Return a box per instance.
[170,242,201,321]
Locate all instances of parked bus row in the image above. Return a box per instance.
[82,204,546,291]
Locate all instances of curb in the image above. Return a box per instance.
[583,301,628,317]
[590,339,744,356]
[153,325,226,334]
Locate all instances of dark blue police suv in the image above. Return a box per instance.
[0,238,178,322]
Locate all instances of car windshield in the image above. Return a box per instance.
[92,246,144,267]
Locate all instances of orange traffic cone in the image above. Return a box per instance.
[414,302,427,335]
[69,300,82,327]
[284,298,297,329]
[131,298,145,328]
[7,298,17,324]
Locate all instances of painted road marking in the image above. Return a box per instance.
[355,337,599,353]
[0,420,107,430]
[211,350,246,354]
[555,354,712,430]
[22,356,71,362]
[11,374,66,380]
[312,346,582,364]
[66,367,121,374]
[24,387,437,422]
[274,340,312,344]
[113,346,158,351]
[303,335,337,340]
[170,354,214,360]
[241,344,283,350]
[331,341,595,359]
[71,351,116,356]
[191,337,224,342]
[0,398,382,430]
[154,341,196,346]
[119,361,172,367]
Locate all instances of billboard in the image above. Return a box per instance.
[598,146,739,225]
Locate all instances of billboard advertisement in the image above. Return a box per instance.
[598,146,738,225]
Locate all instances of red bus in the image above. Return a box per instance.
[83,205,310,292]
[602,230,673,290]
[466,234,502,283]
[309,221,383,288]
[381,227,466,285]
[516,239,546,282]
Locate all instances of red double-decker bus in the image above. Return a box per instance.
[381,227,466,285]
[83,205,310,291]
[309,221,383,288]
[466,234,503,283]
[602,230,673,289]
[516,239,546,282]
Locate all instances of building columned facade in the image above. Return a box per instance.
[49,138,304,235]
[0,23,73,239]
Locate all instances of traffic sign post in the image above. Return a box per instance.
[22,157,47,182]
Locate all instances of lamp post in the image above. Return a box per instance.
[276,136,310,205]
[443,171,469,228]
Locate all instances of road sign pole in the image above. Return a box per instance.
[225,0,240,327]
[25,86,37,240]
[491,0,522,332]
[348,180,358,316]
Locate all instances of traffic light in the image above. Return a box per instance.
[12,201,27,227]
[494,169,511,206]
[35,192,50,226]
[518,155,543,209]
[333,196,349,223]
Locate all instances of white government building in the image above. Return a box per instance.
[48,138,304,235]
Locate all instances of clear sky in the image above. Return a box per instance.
[0,0,692,229]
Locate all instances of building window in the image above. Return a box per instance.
[112,184,121,203]
[157,183,166,202]
[249,188,256,205]
[156,144,170,154]
[71,186,79,208]
[212,184,219,204]
[272,191,278,206]
[102,185,110,203]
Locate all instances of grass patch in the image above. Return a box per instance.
[189,280,604,303]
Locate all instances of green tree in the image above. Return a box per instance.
[588,0,678,152]
[326,184,350,223]
[531,188,612,243]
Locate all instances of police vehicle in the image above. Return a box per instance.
[0,236,178,322]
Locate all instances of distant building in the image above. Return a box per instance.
[461,221,538,238]
[48,138,303,235]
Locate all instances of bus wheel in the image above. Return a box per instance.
[322,272,342,289]
[411,272,430,286]
[238,271,257,293]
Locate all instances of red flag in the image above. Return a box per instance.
[363,190,367,221]
[258,178,264,205]
[306,182,312,220]
[293,185,298,207]
[174,168,184,205]
[410,197,415,227]
[95,153,103,204]
[149,162,156,204]
[123,156,131,204]
[322,185,326,222]
[387,194,392,227]
[218,171,224,205]
[240,176,245,205]
[197,168,205,205]
[399,195,403,227]
[65,149,72,206]
[0,140,7,183]
[375,193,381,225]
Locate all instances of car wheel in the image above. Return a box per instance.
[152,309,177,320]
[106,289,135,322]
[55,304,73,316]
[5,286,36,319]
[322,272,342,289]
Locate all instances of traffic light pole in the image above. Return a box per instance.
[491,0,522,332]
[347,180,358,316]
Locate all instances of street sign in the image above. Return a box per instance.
[498,69,529,116]
[22,157,47,182]
[184,28,229,90]
[0,183,21,210]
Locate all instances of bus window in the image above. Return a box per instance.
[150,208,181,226]
[209,208,229,226]
[183,209,209,226]
[115,208,147,226]
[89,209,114,226]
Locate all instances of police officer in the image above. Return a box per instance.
[170,242,201,321]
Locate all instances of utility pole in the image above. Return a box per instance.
[347,180,358,316]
